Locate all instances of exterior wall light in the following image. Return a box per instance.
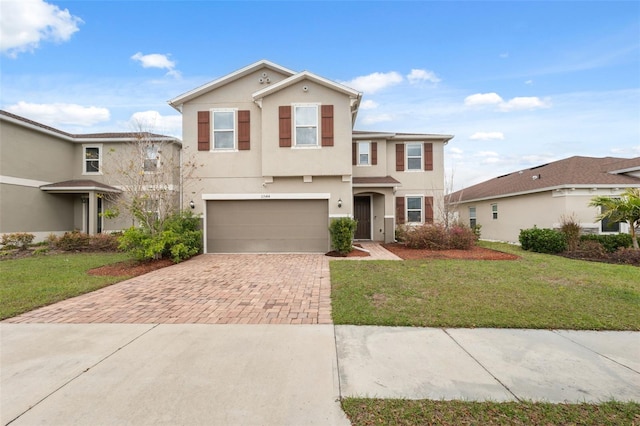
[189,200,195,209]
[338,198,342,208]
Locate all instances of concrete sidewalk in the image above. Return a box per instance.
[336,326,640,403]
[3,324,639,426]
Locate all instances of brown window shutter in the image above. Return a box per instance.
[372,142,377,165]
[279,106,291,147]
[396,197,405,224]
[424,142,433,171]
[395,143,405,171]
[238,110,250,150]
[425,196,434,223]
[321,105,334,146]
[352,143,357,165]
[197,111,210,151]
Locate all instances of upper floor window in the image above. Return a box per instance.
[358,142,371,165]
[84,145,101,174]
[491,203,498,220]
[212,109,236,150]
[469,207,477,228]
[294,105,318,146]
[407,196,423,223]
[143,145,159,172]
[406,143,422,171]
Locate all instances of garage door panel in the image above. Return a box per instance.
[206,199,329,253]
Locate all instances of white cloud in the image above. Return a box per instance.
[128,110,181,136]
[407,69,441,84]
[360,113,394,125]
[470,132,505,141]
[6,101,109,126]
[500,52,509,59]
[131,52,181,78]
[464,92,504,106]
[499,96,551,111]
[477,151,500,158]
[342,71,403,94]
[359,100,379,110]
[465,92,550,111]
[525,80,534,85]
[0,0,83,57]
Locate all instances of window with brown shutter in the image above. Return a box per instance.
[238,110,250,150]
[424,143,433,171]
[197,111,210,151]
[352,143,357,165]
[396,197,405,224]
[425,196,434,223]
[279,106,292,147]
[395,143,405,171]
[321,105,334,146]
[372,142,377,165]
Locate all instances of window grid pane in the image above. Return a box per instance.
[358,142,370,165]
[407,197,422,223]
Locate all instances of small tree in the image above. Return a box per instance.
[589,188,640,249]
[329,218,357,255]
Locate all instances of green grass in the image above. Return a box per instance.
[331,242,640,330]
[341,398,640,426]
[0,252,131,320]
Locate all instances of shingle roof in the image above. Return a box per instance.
[452,156,640,202]
[40,179,121,193]
[0,110,177,142]
[352,176,401,186]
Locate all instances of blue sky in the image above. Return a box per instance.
[1,0,638,189]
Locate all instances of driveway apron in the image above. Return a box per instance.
[5,254,332,325]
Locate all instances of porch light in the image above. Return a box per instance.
[338,198,342,208]
[189,200,195,209]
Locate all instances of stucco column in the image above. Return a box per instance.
[87,191,97,235]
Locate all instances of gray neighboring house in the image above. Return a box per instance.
[0,110,181,242]
[450,156,640,244]
[168,60,453,253]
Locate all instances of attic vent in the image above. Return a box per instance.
[529,163,548,170]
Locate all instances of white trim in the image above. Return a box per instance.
[352,132,453,141]
[455,184,640,204]
[252,70,361,100]
[357,141,371,166]
[0,175,50,188]
[202,193,331,200]
[211,108,238,151]
[329,214,352,218]
[82,144,103,175]
[405,194,424,224]
[293,103,319,147]
[384,215,395,219]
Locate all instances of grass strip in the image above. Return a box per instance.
[341,398,640,426]
[0,253,131,320]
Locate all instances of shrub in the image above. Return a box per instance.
[580,234,632,253]
[395,224,410,243]
[609,247,640,266]
[519,227,567,254]
[1,233,35,250]
[402,223,477,250]
[118,211,202,263]
[329,217,358,255]
[560,214,581,252]
[49,231,119,252]
[574,240,607,259]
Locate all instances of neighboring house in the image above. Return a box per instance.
[168,60,453,253]
[0,110,181,241]
[450,156,640,243]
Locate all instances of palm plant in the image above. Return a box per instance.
[589,188,640,249]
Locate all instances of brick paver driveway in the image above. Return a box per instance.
[6,254,332,325]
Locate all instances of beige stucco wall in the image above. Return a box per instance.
[454,188,625,243]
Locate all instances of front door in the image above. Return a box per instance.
[354,196,371,240]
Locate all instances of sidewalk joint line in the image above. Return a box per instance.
[442,328,521,402]
[333,324,344,402]
[551,330,640,375]
[5,324,160,426]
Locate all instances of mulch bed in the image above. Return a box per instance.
[382,243,520,261]
[88,258,174,277]
[325,244,370,258]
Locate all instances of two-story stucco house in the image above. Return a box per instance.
[168,60,453,253]
[0,110,181,241]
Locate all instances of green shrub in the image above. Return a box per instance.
[1,233,35,250]
[519,227,567,254]
[49,231,119,252]
[118,211,202,263]
[580,234,632,253]
[402,223,477,250]
[329,217,358,255]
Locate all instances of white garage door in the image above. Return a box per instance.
[206,199,329,253]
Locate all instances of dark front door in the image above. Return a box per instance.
[354,196,371,240]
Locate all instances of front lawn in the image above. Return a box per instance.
[342,398,640,426]
[0,252,131,320]
[331,242,640,330]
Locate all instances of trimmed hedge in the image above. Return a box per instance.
[580,234,632,253]
[519,227,567,254]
